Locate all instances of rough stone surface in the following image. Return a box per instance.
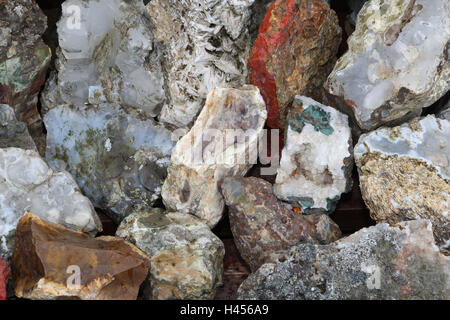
[249,0,341,129]
[221,176,342,271]
[41,0,164,118]
[0,148,102,262]
[274,96,353,214]
[117,209,225,300]
[0,104,36,150]
[354,115,449,250]
[0,0,51,154]
[326,0,450,131]
[147,0,256,128]
[162,86,267,228]
[437,98,450,121]
[12,213,150,300]
[0,257,8,300]
[44,103,174,224]
[237,220,450,300]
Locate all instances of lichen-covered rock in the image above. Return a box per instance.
[147,0,255,128]
[41,0,164,118]
[354,115,449,250]
[0,148,102,262]
[326,0,450,131]
[0,104,36,150]
[162,86,267,228]
[44,103,174,224]
[12,213,150,300]
[221,176,341,271]
[249,0,341,129]
[274,96,353,214]
[0,0,51,152]
[116,209,224,300]
[237,220,450,300]
[0,257,8,300]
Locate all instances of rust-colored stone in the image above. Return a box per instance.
[0,257,8,300]
[220,176,342,271]
[12,213,150,300]
[248,0,341,129]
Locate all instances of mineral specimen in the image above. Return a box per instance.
[41,0,164,117]
[0,104,36,150]
[354,115,449,250]
[44,103,174,224]
[220,176,342,271]
[248,0,341,129]
[237,220,450,300]
[147,0,255,128]
[162,86,267,228]
[0,0,51,151]
[13,213,150,300]
[116,209,225,300]
[0,148,102,261]
[326,0,450,131]
[273,96,353,214]
[0,257,8,300]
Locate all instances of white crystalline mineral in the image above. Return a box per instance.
[44,103,174,224]
[147,0,256,128]
[354,115,449,249]
[274,96,353,214]
[162,85,267,228]
[326,0,450,131]
[0,148,102,261]
[42,0,164,117]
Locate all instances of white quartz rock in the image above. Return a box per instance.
[42,0,164,117]
[0,148,102,261]
[162,85,267,228]
[354,115,450,249]
[44,103,174,224]
[326,0,450,131]
[147,0,255,128]
[274,96,353,214]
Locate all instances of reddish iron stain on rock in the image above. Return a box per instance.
[0,258,9,300]
[249,0,341,130]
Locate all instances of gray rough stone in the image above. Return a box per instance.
[354,115,449,251]
[238,220,450,300]
[44,103,174,224]
[0,104,36,150]
[0,148,102,262]
[147,0,256,128]
[116,209,224,300]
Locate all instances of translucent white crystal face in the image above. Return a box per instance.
[0,148,101,260]
[54,0,164,116]
[274,96,352,212]
[355,115,450,180]
[327,0,450,129]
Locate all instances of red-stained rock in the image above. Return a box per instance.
[248,0,341,129]
[0,258,9,300]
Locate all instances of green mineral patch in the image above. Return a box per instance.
[326,195,340,213]
[289,101,334,136]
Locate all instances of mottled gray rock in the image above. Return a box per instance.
[162,86,267,228]
[147,0,255,128]
[354,115,449,250]
[238,220,450,300]
[0,104,36,150]
[437,98,450,121]
[41,0,164,118]
[116,209,224,300]
[221,176,341,271]
[274,96,353,214]
[326,0,450,131]
[0,148,102,262]
[44,103,174,224]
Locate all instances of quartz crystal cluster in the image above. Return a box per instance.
[147,0,256,128]
[326,0,450,131]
